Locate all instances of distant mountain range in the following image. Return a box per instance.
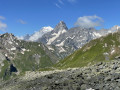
[55,31,120,68]
[0,21,119,80]
[19,21,120,58]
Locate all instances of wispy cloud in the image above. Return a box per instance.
[74,15,104,28]
[55,3,61,8]
[55,0,64,8]
[0,21,7,32]
[0,16,7,31]
[55,0,77,8]
[0,16,6,20]
[58,0,64,5]
[18,19,27,24]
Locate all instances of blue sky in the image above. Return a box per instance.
[0,0,120,36]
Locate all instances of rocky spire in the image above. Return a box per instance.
[54,21,68,31]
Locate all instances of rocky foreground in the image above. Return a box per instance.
[1,60,120,90]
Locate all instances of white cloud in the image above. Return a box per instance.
[74,15,104,28]
[55,3,61,8]
[58,0,64,4]
[17,36,24,40]
[29,26,53,41]
[0,21,7,31]
[0,16,5,20]
[17,26,53,41]
[18,19,27,24]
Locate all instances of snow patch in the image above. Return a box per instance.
[8,41,13,44]
[1,63,4,67]
[59,47,66,53]
[105,43,107,47]
[47,30,66,45]
[103,52,109,55]
[22,48,26,51]
[11,47,16,51]
[111,49,115,54]
[93,32,102,37]
[22,48,30,52]
[16,42,18,45]
[57,40,60,42]
[5,54,7,57]
[47,46,54,51]
[38,44,41,47]
[26,49,30,52]
[86,88,95,90]
[56,40,65,47]
[21,52,24,54]
[61,29,67,33]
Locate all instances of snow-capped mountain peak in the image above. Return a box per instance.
[17,21,120,59]
[45,21,68,45]
[17,26,53,41]
[29,26,53,41]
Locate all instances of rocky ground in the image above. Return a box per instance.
[1,60,120,90]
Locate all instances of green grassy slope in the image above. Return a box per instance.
[13,41,59,72]
[0,40,59,80]
[55,31,120,68]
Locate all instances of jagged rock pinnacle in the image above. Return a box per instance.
[54,21,68,31]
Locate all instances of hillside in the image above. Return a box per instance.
[0,27,120,90]
[55,31,120,68]
[0,33,59,80]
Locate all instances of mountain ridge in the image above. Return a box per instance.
[55,30,120,68]
[19,21,120,59]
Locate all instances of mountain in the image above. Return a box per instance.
[18,26,53,41]
[39,21,68,45]
[55,30,120,68]
[0,33,59,80]
[0,23,120,90]
[29,26,53,41]
[18,21,120,59]
[1,31,120,90]
[38,22,120,59]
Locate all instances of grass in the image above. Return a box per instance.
[54,32,120,69]
[1,32,120,80]
[0,60,10,80]
[13,41,54,73]
[0,41,58,80]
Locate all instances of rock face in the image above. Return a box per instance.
[39,21,68,45]
[38,22,120,59]
[55,31,120,68]
[0,33,59,80]
[19,21,120,59]
[1,60,120,90]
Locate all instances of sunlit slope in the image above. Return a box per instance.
[55,31,120,68]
